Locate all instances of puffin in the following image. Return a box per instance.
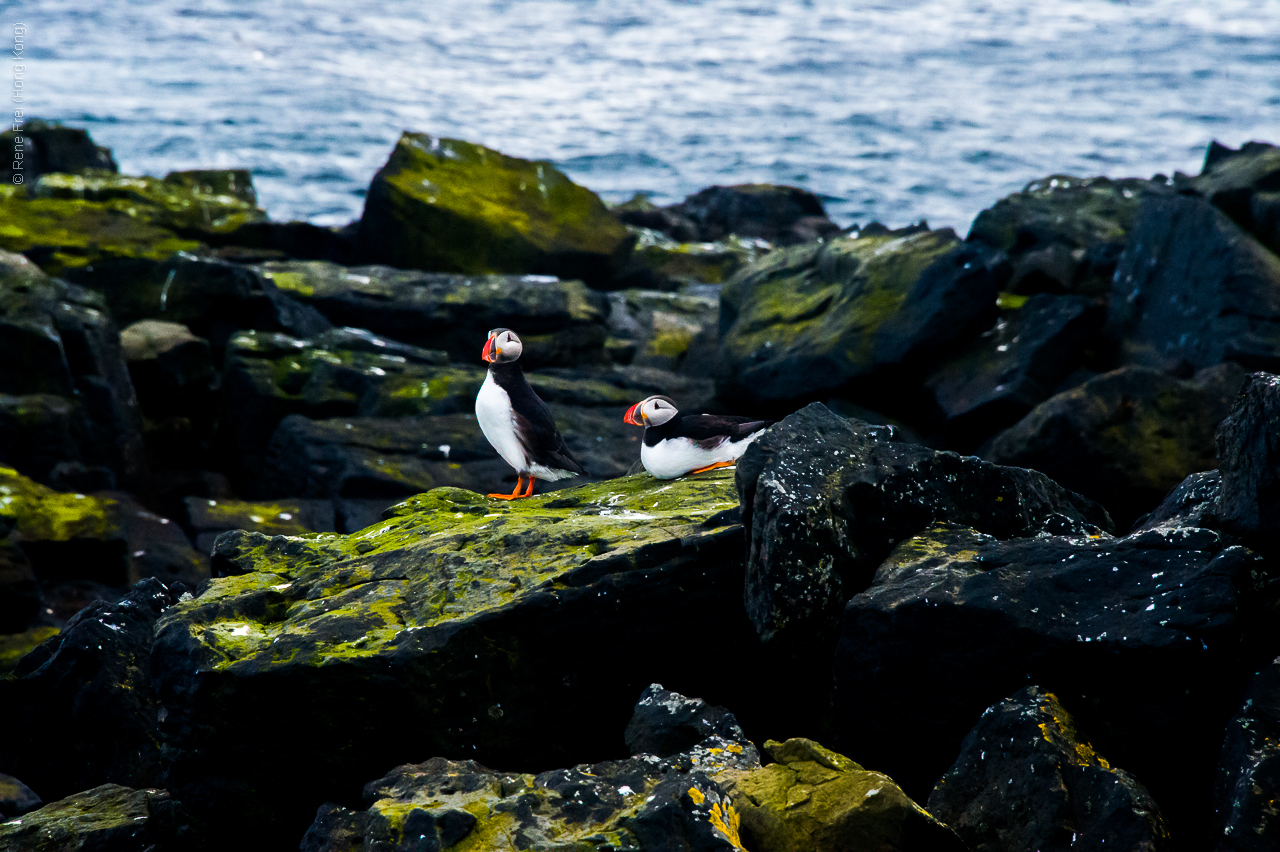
[476,328,586,499]
[623,395,773,479]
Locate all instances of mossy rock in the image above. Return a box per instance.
[715,738,965,852]
[357,134,632,285]
[617,227,770,291]
[257,258,607,367]
[606,287,721,371]
[717,228,999,406]
[0,465,120,543]
[0,186,202,279]
[152,469,761,847]
[0,784,186,851]
[0,625,58,673]
[31,169,266,241]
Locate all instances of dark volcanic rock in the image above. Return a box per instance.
[0,249,144,484]
[968,174,1165,296]
[213,219,356,263]
[257,259,607,368]
[0,578,187,801]
[0,783,187,852]
[357,134,632,285]
[735,403,1111,645]
[0,773,42,819]
[833,523,1273,848]
[988,364,1245,529]
[1110,194,1280,372]
[184,495,337,556]
[928,686,1171,852]
[927,292,1106,444]
[100,253,331,355]
[1216,371,1280,539]
[0,534,38,633]
[1133,470,1224,533]
[119,320,215,420]
[0,119,117,184]
[625,683,751,759]
[717,227,1000,408]
[667,183,839,245]
[151,472,759,847]
[1215,656,1280,851]
[1192,140,1280,255]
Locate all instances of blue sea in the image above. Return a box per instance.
[30,0,1280,233]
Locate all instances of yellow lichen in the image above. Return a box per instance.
[710,801,747,851]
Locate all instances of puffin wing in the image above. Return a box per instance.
[677,415,775,448]
[511,390,588,476]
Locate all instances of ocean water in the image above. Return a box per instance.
[29,0,1280,232]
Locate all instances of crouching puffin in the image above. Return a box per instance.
[476,328,586,499]
[623,395,773,479]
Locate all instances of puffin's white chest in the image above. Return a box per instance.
[640,429,765,479]
[476,372,528,472]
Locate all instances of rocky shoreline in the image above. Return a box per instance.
[1,121,1279,851]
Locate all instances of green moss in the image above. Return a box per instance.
[0,625,59,672]
[0,193,202,277]
[175,469,740,674]
[629,228,770,286]
[722,229,959,371]
[0,466,119,541]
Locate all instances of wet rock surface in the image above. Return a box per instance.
[736,403,1111,645]
[987,364,1245,529]
[928,686,1171,852]
[1216,371,1280,540]
[833,521,1275,849]
[1214,656,1280,851]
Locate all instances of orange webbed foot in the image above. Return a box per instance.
[688,460,735,475]
[489,475,528,500]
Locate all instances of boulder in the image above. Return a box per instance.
[30,168,266,242]
[735,403,1111,645]
[0,249,145,483]
[0,774,42,820]
[151,470,761,847]
[620,184,839,246]
[0,784,187,852]
[357,134,632,285]
[612,227,770,291]
[832,522,1274,847]
[211,219,356,263]
[625,683,752,759]
[0,578,188,800]
[1215,656,1280,851]
[0,119,117,184]
[717,227,1000,408]
[1192,140,1280,255]
[0,626,58,673]
[216,328,455,484]
[987,364,1245,529]
[119,320,215,420]
[1110,194,1280,372]
[927,292,1106,445]
[968,174,1166,295]
[606,286,720,372]
[301,687,759,852]
[1216,371,1280,540]
[257,259,607,368]
[1132,470,1224,533]
[94,253,331,355]
[716,738,966,852]
[928,686,1171,852]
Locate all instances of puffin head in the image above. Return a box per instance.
[624,395,678,427]
[482,328,523,364]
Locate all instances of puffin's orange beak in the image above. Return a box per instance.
[481,336,496,363]
[623,402,642,426]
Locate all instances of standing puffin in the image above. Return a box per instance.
[476,328,586,499]
[623,395,773,479]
